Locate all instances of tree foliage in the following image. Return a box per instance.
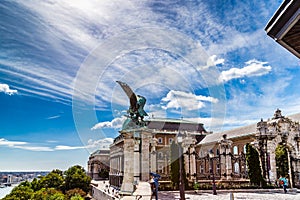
[275,144,288,178]
[38,170,65,191]
[2,165,90,200]
[64,165,91,193]
[170,141,188,189]
[245,143,265,187]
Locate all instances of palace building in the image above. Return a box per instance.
[108,118,207,192]
[88,109,300,190]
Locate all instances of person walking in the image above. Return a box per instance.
[279,175,288,193]
[150,172,161,200]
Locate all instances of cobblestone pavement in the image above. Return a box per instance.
[157,190,300,200]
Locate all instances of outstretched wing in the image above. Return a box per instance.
[116,81,137,111]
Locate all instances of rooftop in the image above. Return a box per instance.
[265,0,300,59]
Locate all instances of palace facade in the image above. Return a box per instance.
[88,109,300,190]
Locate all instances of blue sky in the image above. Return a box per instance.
[1,0,299,171]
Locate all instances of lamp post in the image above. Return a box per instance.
[177,132,185,200]
[209,151,217,195]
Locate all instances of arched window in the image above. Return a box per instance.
[158,137,163,144]
[169,138,173,144]
[243,145,247,153]
[200,150,203,157]
[158,165,163,173]
[216,164,220,174]
[233,146,238,155]
[158,152,164,159]
[200,164,204,173]
[234,162,239,173]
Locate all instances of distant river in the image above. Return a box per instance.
[0,185,16,199]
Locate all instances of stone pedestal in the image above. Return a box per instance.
[141,131,151,181]
[150,138,158,173]
[120,132,135,195]
[120,128,151,196]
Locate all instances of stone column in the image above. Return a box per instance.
[287,150,294,188]
[133,133,141,186]
[226,148,232,179]
[267,140,277,184]
[120,132,135,195]
[190,145,196,182]
[219,134,232,180]
[150,137,158,173]
[141,131,152,181]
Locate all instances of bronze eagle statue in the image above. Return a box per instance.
[116,81,148,121]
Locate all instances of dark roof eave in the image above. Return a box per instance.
[265,0,300,38]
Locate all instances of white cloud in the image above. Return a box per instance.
[219,59,271,83]
[161,90,218,111]
[207,55,225,67]
[0,84,18,95]
[0,137,114,152]
[0,138,53,151]
[91,117,126,130]
[0,138,26,146]
[47,115,61,120]
[55,138,114,150]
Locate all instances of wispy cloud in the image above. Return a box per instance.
[55,138,114,150]
[219,59,271,83]
[0,138,53,151]
[47,115,61,120]
[91,117,125,130]
[0,137,114,152]
[161,90,218,111]
[0,84,17,95]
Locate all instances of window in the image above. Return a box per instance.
[200,165,204,173]
[234,162,239,173]
[216,164,220,174]
[199,150,203,157]
[169,138,173,144]
[158,137,163,144]
[158,152,164,159]
[158,165,163,173]
[216,149,220,155]
[243,145,247,153]
[233,146,238,155]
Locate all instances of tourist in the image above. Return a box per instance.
[279,175,288,193]
[150,172,160,200]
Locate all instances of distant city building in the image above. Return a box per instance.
[265,0,300,59]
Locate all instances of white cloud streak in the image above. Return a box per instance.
[0,84,18,95]
[0,138,114,152]
[161,90,218,111]
[219,59,271,83]
[0,138,53,151]
[91,117,125,130]
[55,138,114,150]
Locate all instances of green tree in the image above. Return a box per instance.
[32,188,65,200]
[246,143,265,187]
[64,165,91,193]
[70,194,84,200]
[2,184,34,200]
[170,141,188,190]
[275,144,288,178]
[3,165,90,200]
[65,188,86,199]
[39,170,64,191]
